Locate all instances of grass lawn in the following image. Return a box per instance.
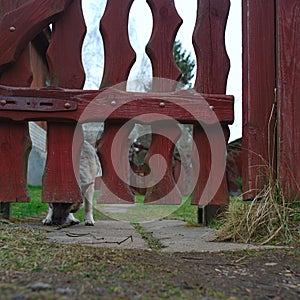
[11,186,199,224]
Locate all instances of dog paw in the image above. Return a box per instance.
[67,217,80,225]
[84,219,95,226]
[42,218,52,226]
[66,213,80,225]
[69,219,80,225]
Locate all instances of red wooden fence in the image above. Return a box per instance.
[277,0,300,199]
[242,0,300,200]
[0,0,234,221]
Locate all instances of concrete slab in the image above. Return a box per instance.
[140,220,276,252]
[45,220,148,250]
[31,219,279,253]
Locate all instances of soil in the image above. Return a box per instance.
[1,247,300,299]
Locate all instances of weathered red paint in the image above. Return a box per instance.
[42,122,83,203]
[242,0,276,200]
[0,0,235,212]
[146,0,183,88]
[192,0,231,207]
[144,123,182,204]
[0,0,32,204]
[0,86,233,123]
[277,0,300,199]
[46,0,86,88]
[0,0,73,71]
[42,0,86,204]
[97,0,136,204]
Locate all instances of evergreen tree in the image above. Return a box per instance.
[173,40,195,88]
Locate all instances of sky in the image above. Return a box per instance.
[82,0,242,141]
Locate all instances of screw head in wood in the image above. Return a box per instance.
[209,105,214,111]
[111,100,117,106]
[64,102,71,109]
[0,100,7,106]
[9,26,16,32]
[159,102,165,108]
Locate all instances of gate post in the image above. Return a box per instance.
[277,0,300,199]
[242,0,276,199]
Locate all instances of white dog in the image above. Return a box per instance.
[42,141,100,226]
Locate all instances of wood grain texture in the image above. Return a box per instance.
[242,0,276,199]
[99,0,136,88]
[96,123,134,204]
[46,0,86,88]
[144,0,183,202]
[277,0,300,199]
[42,0,85,205]
[42,122,82,203]
[0,0,72,71]
[0,0,32,203]
[192,0,231,206]
[144,123,182,204]
[0,122,31,202]
[98,0,136,204]
[0,86,234,123]
[193,0,230,93]
[146,0,182,90]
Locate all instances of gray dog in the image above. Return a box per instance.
[42,141,100,226]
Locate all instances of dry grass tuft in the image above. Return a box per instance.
[215,179,300,245]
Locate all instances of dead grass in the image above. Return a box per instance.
[215,178,300,245]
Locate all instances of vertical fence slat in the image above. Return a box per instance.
[98,0,136,203]
[145,0,182,87]
[277,0,300,199]
[100,0,136,89]
[97,123,134,204]
[0,0,32,210]
[43,0,86,204]
[144,0,183,204]
[0,122,32,202]
[193,0,230,94]
[242,0,276,200]
[192,0,230,212]
[144,122,182,204]
[46,0,86,88]
[42,122,83,203]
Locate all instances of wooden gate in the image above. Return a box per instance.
[0,0,234,221]
[242,0,300,200]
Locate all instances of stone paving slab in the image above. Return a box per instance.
[140,220,277,252]
[45,220,148,250]
[35,219,280,253]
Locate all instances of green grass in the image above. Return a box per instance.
[96,195,198,224]
[11,186,107,222]
[10,187,199,224]
[169,196,198,224]
[12,186,48,219]
[132,223,166,249]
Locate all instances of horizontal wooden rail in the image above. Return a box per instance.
[0,86,234,124]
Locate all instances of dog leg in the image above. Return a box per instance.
[66,213,80,225]
[84,184,95,226]
[42,205,53,225]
